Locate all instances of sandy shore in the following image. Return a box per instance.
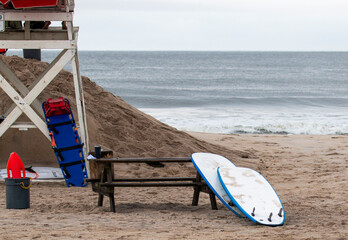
[0,133,347,239]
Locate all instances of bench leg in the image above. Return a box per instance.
[209,191,218,210]
[105,163,116,212]
[192,187,200,206]
[109,193,115,212]
[98,193,104,206]
[192,171,202,206]
[96,165,108,207]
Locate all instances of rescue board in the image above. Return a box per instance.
[42,97,88,187]
[0,167,63,180]
[191,153,244,217]
[217,167,285,226]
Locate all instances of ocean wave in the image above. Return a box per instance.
[140,107,348,135]
[113,93,348,109]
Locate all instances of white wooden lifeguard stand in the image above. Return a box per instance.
[0,1,89,162]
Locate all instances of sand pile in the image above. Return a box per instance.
[0,55,255,169]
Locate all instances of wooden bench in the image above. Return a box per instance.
[87,157,218,212]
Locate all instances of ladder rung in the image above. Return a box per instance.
[10,122,37,130]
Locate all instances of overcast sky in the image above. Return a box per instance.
[73,0,348,51]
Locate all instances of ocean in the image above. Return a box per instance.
[8,51,348,135]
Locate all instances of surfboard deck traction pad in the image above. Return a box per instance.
[42,97,88,187]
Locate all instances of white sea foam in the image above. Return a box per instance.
[141,106,348,135]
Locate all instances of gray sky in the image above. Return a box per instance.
[73,0,348,51]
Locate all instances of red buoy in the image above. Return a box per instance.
[7,152,26,179]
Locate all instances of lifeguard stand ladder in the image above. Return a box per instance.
[0,1,89,168]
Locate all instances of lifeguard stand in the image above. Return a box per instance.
[0,1,89,166]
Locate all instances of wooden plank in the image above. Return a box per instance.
[0,28,79,40]
[192,172,202,206]
[0,50,74,138]
[0,76,49,137]
[97,193,104,207]
[24,20,30,40]
[10,122,37,129]
[32,49,68,88]
[104,163,116,212]
[0,40,76,49]
[23,49,74,104]
[0,59,44,118]
[0,100,23,137]
[92,185,114,196]
[90,157,192,163]
[66,20,74,40]
[0,13,4,32]
[88,177,197,182]
[88,147,113,180]
[1,10,73,21]
[88,150,113,158]
[100,182,205,187]
[109,193,115,213]
[71,53,89,166]
[209,191,218,210]
[5,49,68,116]
[89,161,100,180]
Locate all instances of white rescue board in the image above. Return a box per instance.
[0,167,64,180]
[191,153,245,217]
[217,167,285,226]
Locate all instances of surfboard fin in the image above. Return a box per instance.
[251,207,255,217]
[278,208,283,217]
[268,212,273,222]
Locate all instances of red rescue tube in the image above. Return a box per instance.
[7,152,26,179]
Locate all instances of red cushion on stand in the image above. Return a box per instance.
[0,0,58,8]
[43,97,71,117]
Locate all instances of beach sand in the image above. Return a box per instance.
[0,133,347,240]
[0,56,347,239]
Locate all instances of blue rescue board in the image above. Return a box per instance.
[42,97,88,187]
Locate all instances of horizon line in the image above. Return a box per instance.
[8,49,347,53]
